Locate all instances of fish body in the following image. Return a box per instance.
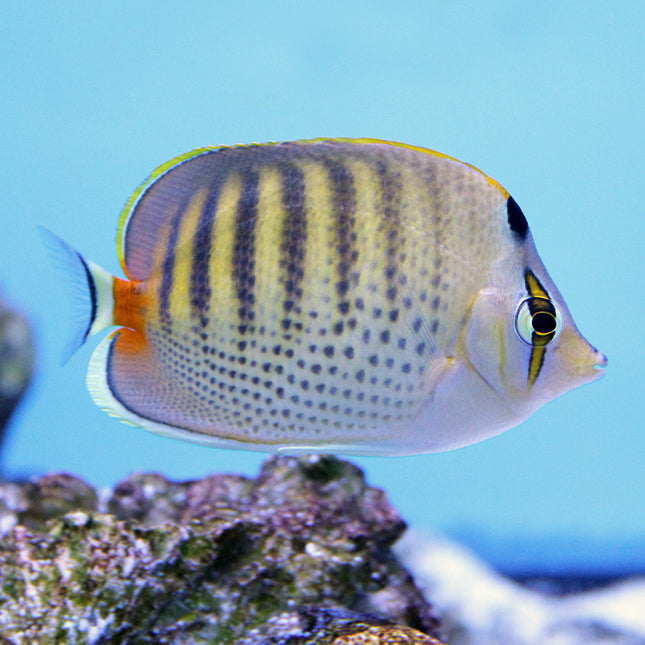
[47,139,606,455]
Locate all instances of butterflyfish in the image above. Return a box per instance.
[46,139,607,455]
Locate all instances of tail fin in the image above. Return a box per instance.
[39,227,116,362]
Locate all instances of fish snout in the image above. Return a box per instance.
[556,327,607,384]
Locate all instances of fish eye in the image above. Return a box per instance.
[514,297,561,345]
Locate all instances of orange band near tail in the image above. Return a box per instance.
[113,278,148,353]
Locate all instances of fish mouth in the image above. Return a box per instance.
[591,349,608,378]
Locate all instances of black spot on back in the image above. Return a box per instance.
[507,196,529,241]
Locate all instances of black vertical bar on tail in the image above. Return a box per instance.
[233,168,260,327]
[279,163,307,315]
[76,253,98,343]
[326,159,357,310]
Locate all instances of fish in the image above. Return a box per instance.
[45,138,607,456]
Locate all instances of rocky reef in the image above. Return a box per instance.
[2,460,643,645]
[0,456,445,644]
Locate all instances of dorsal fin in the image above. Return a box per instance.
[117,147,218,280]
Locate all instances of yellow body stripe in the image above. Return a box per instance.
[497,317,507,386]
[352,160,380,243]
[254,165,286,319]
[299,161,334,309]
[395,154,430,263]
[345,159,382,292]
[208,174,242,324]
[168,189,208,322]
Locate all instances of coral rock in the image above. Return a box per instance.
[0,455,444,644]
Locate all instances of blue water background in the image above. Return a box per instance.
[1,2,643,573]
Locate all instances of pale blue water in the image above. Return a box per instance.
[1,2,643,572]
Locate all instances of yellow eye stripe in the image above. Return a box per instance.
[528,345,546,386]
[523,270,557,386]
[525,270,550,301]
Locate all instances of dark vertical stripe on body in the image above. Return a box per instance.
[158,213,183,332]
[326,160,358,306]
[279,164,307,314]
[233,169,260,324]
[190,187,221,328]
[375,159,403,302]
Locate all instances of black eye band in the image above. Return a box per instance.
[521,269,561,385]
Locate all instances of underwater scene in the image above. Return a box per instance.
[0,3,643,643]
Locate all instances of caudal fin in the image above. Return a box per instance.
[40,227,116,361]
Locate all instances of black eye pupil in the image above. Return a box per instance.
[532,311,556,335]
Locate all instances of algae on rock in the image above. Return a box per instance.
[0,456,444,644]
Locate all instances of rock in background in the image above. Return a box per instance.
[398,532,645,645]
[0,455,445,644]
[0,292,34,454]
